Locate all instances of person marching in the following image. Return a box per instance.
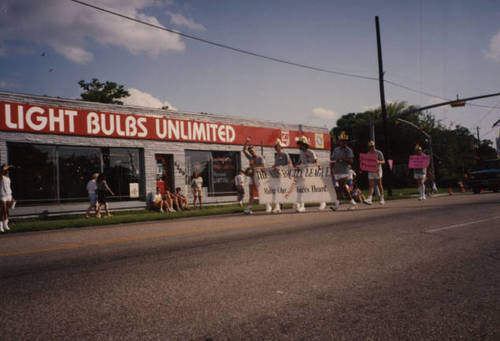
[242,137,268,215]
[0,164,15,232]
[271,139,292,213]
[364,141,385,205]
[295,136,326,212]
[330,131,356,210]
[413,145,428,200]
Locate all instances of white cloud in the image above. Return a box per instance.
[485,30,500,62]
[167,12,206,31]
[362,101,393,111]
[0,0,185,64]
[311,107,341,121]
[122,88,177,110]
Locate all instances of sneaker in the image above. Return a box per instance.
[296,206,306,213]
[238,201,243,207]
[265,204,272,214]
[169,208,176,212]
[350,199,357,206]
[380,198,385,205]
[4,221,9,231]
[244,207,253,215]
[330,200,340,211]
[318,202,326,210]
[160,207,164,213]
[363,198,372,205]
[272,203,281,214]
[0,221,3,233]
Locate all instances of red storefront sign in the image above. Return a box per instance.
[0,101,330,149]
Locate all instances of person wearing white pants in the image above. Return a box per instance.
[295,136,326,212]
[271,139,292,213]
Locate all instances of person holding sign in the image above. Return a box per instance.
[330,131,356,211]
[272,139,292,213]
[243,137,269,215]
[365,141,385,205]
[411,145,429,201]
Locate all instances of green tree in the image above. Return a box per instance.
[331,101,497,188]
[78,78,130,104]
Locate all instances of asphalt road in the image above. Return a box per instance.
[0,193,499,340]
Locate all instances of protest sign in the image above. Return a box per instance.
[359,153,379,173]
[408,155,430,169]
[253,164,337,204]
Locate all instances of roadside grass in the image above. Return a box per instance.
[6,187,450,233]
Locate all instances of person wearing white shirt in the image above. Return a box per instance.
[0,164,15,232]
[234,170,246,206]
[85,173,99,219]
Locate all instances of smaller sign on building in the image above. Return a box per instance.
[129,183,139,198]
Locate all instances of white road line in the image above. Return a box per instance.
[425,216,500,233]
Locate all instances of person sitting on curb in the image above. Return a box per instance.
[152,187,169,213]
[174,187,190,211]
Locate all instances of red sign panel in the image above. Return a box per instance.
[0,101,330,150]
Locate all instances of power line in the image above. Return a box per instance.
[69,0,378,81]
[70,0,500,112]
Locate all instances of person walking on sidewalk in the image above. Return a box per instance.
[0,164,15,232]
[330,131,356,211]
[271,139,292,213]
[85,173,99,218]
[242,137,269,215]
[96,174,115,218]
[364,141,385,205]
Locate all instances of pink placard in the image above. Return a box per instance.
[359,153,379,173]
[408,155,430,169]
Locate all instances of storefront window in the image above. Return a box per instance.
[59,146,101,201]
[7,143,144,204]
[185,150,240,196]
[7,143,57,203]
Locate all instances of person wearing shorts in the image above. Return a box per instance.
[365,141,385,205]
[413,145,428,200]
[96,174,115,218]
[85,173,99,218]
[330,131,356,211]
[191,171,203,209]
[0,164,15,232]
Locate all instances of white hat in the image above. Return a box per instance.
[295,136,310,146]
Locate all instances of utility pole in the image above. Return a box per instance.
[375,16,392,196]
[476,126,481,161]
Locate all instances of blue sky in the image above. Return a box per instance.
[1,0,499,144]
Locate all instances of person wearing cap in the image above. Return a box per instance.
[271,138,292,213]
[295,136,326,212]
[242,137,268,214]
[413,145,428,200]
[85,172,99,218]
[365,141,385,205]
[0,164,15,232]
[330,131,356,210]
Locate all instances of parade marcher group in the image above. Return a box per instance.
[0,130,436,227]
